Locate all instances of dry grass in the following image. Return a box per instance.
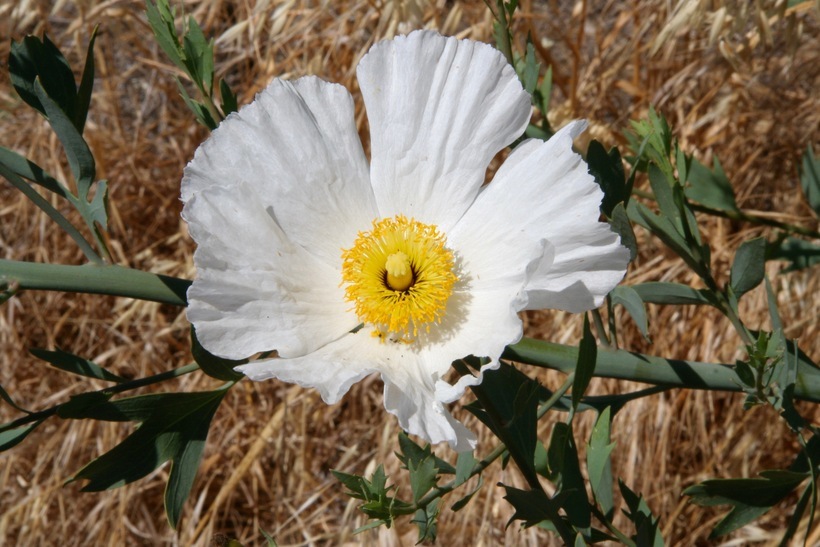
[0,0,818,545]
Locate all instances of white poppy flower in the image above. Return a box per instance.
[181,30,629,451]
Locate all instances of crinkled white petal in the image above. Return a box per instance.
[457,121,629,313]
[236,329,476,451]
[236,334,377,404]
[182,76,376,267]
[358,30,532,231]
[185,181,357,359]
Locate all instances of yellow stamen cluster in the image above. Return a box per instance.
[341,215,457,340]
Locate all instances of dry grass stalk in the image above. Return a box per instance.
[0,0,818,545]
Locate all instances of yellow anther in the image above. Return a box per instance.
[385,251,413,291]
[340,215,457,341]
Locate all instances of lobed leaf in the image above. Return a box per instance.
[685,156,738,212]
[66,387,229,528]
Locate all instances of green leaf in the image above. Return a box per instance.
[0,382,32,414]
[588,140,628,216]
[800,145,820,217]
[30,347,126,383]
[464,360,541,486]
[396,431,456,475]
[501,485,566,528]
[767,236,820,272]
[182,16,214,92]
[684,470,807,538]
[9,34,77,121]
[33,78,96,190]
[408,456,438,503]
[411,498,439,543]
[610,203,637,261]
[450,475,484,512]
[685,156,738,212]
[571,316,597,411]
[631,282,715,306]
[66,387,228,525]
[219,79,238,115]
[0,147,67,197]
[730,237,766,297]
[620,480,664,546]
[56,392,113,419]
[518,41,540,95]
[259,528,278,547]
[647,163,682,232]
[629,201,703,274]
[145,0,186,72]
[74,26,98,133]
[0,419,45,451]
[586,407,615,517]
[547,423,591,528]
[610,286,650,342]
[765,277,782,332]
[190,327,245,381]
[454,450,475,487]
[176,78,217,129]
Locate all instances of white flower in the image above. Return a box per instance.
[181,30,629,451]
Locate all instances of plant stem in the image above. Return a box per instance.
[0,362,201,433]
[0,260,189,306]
[632,188,820,238]
[503,338,820,404]
[5,260,818,402]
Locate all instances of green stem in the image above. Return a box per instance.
[6,260,819,402]
[0,260,189,306]
[503,338,820,403]
[590,310,611,348]
[633,188,820,239]
[0,362,200,433]
[0,167,102,264]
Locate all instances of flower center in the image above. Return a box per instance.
[341,215,457,341]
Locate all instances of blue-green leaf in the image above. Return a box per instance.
[571,316,597,411]
[454,450,475,487]
[547,423,591,528]
[33,78,95,191]
[145,0,186,72]
[74,26,98,133]
[191,327,245,381]
[66,387,228,528]
[30,347,125,383]
[631,282,715,306]
[800,145,820,217]
[685,156,738,212]
[610,285,650,341]
[0,383,32,414]
[588,140,628,216]
[0,419,45,451]
[219,79,238,116]
[586,407,615,517]
[767,236,820,272]
[730,237,766,297]
[9,34,77,121]
[684,470,807,538]
[610,203,637,261]
[0,147,67,197]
